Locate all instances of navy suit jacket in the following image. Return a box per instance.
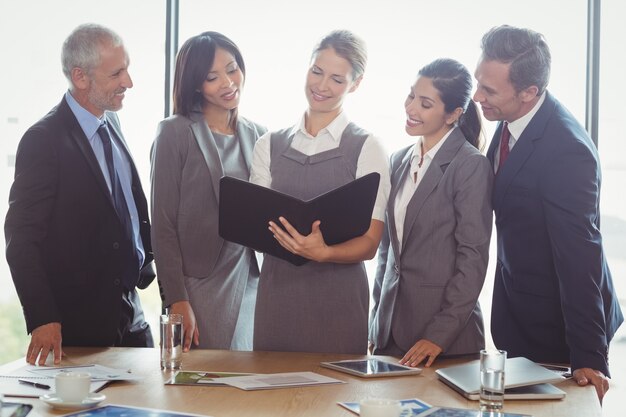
[488,92,623,376]
[5,96,153,346]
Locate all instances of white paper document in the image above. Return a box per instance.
[1,364,141,398]
[217,371,345,390]
[27,364,143,381]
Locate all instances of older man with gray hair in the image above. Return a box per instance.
[5,23,155,365]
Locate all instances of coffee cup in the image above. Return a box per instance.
[55,372,91,402]
[359,398,401,417]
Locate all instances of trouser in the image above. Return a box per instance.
[114,289,154,347]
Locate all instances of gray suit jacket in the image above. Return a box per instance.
[150,110,266,306]
[369,127,493,356]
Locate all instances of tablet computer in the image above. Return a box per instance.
[320,358,421,378]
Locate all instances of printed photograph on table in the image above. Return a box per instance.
[338,398,431,416]
[417,406,531,417]
[0,401,32,417]
[166,371,256,386]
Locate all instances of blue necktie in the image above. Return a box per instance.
[98,122,137,289]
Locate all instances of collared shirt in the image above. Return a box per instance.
[65,91,145,267]
[495,92,547,170]
[250,111,390,221]
[394,129,453,250]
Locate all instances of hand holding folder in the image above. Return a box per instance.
[218,173,380,266]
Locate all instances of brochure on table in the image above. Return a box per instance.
[60,404,213,417]
[165,371,257,386]
[1,401,33,417]
[339,398,431,416]
[216,371,345,390]
[417,406,532,416]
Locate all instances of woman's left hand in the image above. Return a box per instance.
[269,217,329,262]
[400,339,443,368]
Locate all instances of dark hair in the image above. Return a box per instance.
[312,29,367,79]
[418,58,483,150]
[480,25,551,95]
[172,31,245,129]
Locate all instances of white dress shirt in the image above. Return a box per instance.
[65,91,145,267]
[394,130,452,250]
[495,92,546,170]
[250,111,390,221]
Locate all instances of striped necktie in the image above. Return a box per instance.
[98,122,137,289]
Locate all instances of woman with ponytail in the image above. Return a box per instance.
[369,58,493,367]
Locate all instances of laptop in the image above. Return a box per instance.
[435,357,567,400]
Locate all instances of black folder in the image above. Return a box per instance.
[218,172,380,266]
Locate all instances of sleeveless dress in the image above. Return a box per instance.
[186,131,259,350]
[253,123,370,354]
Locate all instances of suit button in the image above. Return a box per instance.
[113,242,120,249]
[114,279,121,286]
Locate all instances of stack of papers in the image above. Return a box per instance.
[0,364,142,398]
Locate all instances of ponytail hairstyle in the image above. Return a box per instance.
[418,58,483,150]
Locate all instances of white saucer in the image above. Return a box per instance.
[40,392,106,410]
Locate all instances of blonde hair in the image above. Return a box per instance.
[312,29,367,79]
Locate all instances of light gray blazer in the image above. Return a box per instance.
[150,110,266,306]
[369,127,493,356]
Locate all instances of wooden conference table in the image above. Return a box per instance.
[1,347,600,417]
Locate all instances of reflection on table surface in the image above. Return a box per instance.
[0,347,600,417]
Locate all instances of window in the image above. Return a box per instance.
[180,0,588,348]
[599,1,626,336]
[0,0,165,363]
[1,0,603,364]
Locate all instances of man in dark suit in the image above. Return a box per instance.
[473,25,623,402]
[5,23,155,365]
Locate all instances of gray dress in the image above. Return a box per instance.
[253,123,370,354]
[186,132,258,350]
[151,113,265,351]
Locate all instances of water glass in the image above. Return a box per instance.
[479,349,506,412]
[160,313,183,370]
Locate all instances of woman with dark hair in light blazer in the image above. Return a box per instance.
[369,58,493,367]
[151,32,266,350]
